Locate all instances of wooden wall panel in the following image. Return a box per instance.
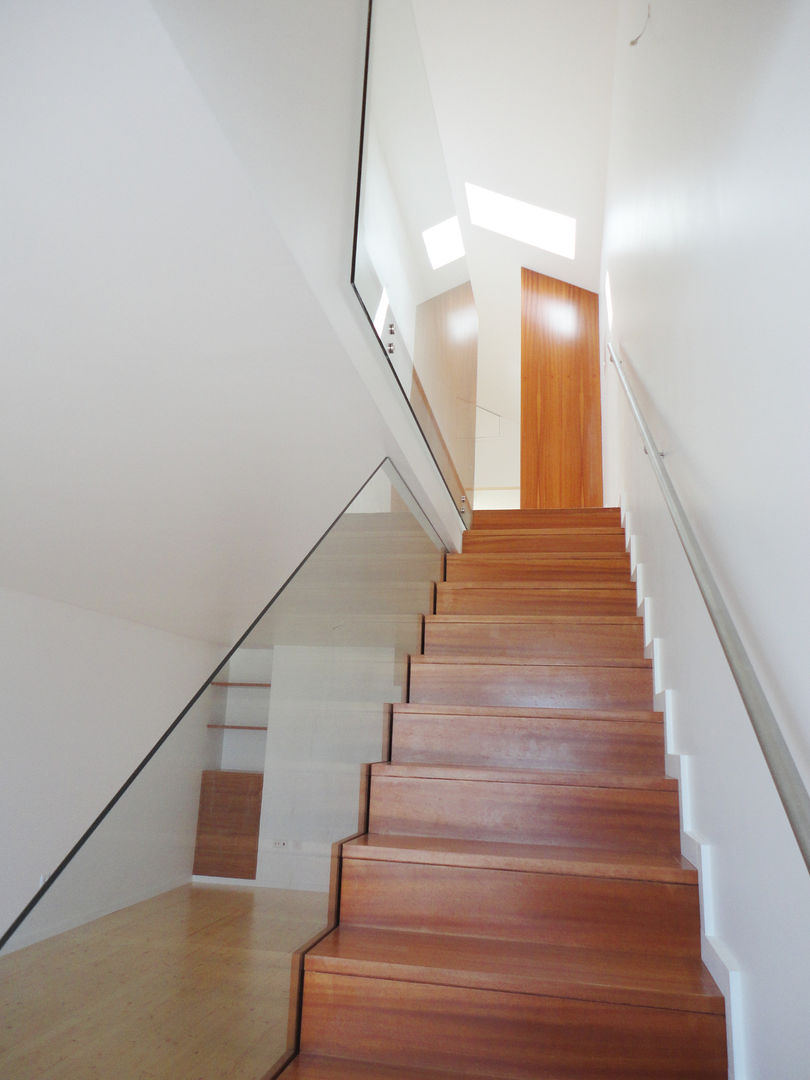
[192,770,263,879]
[521,268,602,508]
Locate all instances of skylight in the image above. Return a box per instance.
[465,182,576,260]
[422,216,465,270]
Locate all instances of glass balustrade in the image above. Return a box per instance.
[0,458,445,1080]
[352,0,478,524]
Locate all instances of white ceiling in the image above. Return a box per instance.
[411,0,619,493]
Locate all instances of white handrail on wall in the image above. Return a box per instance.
[607,341,810,875]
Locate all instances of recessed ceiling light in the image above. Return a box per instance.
[422,216,465,270]
[465,182,576,259]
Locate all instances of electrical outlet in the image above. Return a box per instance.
[272,840,287,849]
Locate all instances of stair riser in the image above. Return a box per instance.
[445,554,630,583]
[340,860,700,956]
[299,973,727,1079]
[369,775,681,853]
[391,712,664,774]
[423,617,644,661]
[409,660,654,712]
[473,508,622,530]
[436,585,637,616]
[462,529,627,554]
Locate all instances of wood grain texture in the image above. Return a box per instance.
[342,833,699,885]
[339,858,701,955]
[423,614,644,660]
[390,705,664,774]
[192,770,263,879]
[298,972,727,1078]
[462,526,627,553]
[473,507,620,529]
[445,551,630,582]
[520,268,602,508]
[368,773,681,853]
[436,582,638,616]
[305,926,721,1013]
[408,656,654,712]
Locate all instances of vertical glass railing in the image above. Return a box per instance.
[0,459,445,1080]
[352,0,478,524]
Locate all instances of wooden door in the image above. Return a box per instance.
[520,268,602,508]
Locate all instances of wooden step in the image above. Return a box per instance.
[472,507,622,530]
[298,972,727,1079]
[368,765,681,853]
[436,581,637,616]
[423,614,644,661]
[343,833,699,885]
[306,927,722,1014]
[462,526,627,554]
[391,703,664,774]
[282,1058,496,1080]
[445,552,631,583]
[408,656,654,712]
[339,852,701,956]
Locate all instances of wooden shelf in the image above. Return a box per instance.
[207,724,268,731]
[211,681,271,688]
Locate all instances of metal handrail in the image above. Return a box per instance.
[607,341,810,874]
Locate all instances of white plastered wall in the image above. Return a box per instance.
[602,2,810,1075]
[0,0,461,944]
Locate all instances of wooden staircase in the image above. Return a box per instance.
[280,508,728,1079]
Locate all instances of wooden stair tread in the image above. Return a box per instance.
[438,580,634,592]
[306,927,724,1015]
[412,654,651,670]
[472,509,622,530]
[426,613,641,625]
[342,834,698,884]
[394,702,662,723]
[372,761,676,791]
[282,1057,491,1080]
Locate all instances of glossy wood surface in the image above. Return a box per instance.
[390,703,664,773]
[280,508,726,1079]
[298,972,727,1078]
[520,268,602,508]
[409,656,654,711]
[462,526,627,553]
[339,859,700,954]
[473,507,621,529]
[307,925,721,1012]
[0,886,327,1080]
[192,770,263,879]
[423,614,644,660]
[368,772,681,852]
[342,833,699,885]
[436,581,638,616]
[445,551,630,582]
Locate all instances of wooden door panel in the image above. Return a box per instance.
[521,269,602,508]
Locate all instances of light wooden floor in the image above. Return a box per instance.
[0,884,328,1079]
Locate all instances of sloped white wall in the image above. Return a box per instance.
[602,2,810,1075]
[0,0,460,943]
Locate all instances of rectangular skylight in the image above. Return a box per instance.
[465,182,576,259]
[422,216,465,270]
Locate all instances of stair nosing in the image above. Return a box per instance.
[392,702,662,723]
[411,654,652,670]
[342,834,698,884]
[371,762,678,791]
[305,927,724,1016]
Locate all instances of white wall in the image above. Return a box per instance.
[602,3,810,1075]
[0,587,221,943]
[1,0,462,945]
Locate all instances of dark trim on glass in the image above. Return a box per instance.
[349,0,471,529]
[0,456,443,951]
